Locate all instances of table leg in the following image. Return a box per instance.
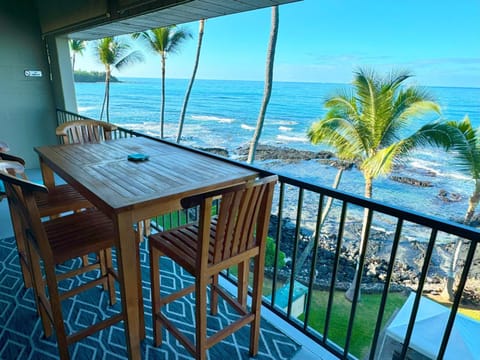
[115,212,142,360]
[39,157,55,190]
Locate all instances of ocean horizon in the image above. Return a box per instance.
[75,77,480,224]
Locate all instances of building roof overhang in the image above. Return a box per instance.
[47,0,301,40]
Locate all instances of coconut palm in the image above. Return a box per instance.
[247,6,279,163]
[133,26,191,138]
[176,19,205,144]
[441,116,480,300]
[95,37,143,123]
[69,39,86,71]
[307,68,455,301]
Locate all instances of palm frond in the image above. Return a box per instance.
[115,50,144,70]
[379,88,441,147]
[308,117,366,161]
[165,28,192,53]
[69,39,86,54]
[446,116,480,178]
[361,143,404,178]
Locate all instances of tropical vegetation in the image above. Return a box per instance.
[73,70,119,83]
[69,39,86,71]
[133,26,191,138]
[95,37,143,123]
[307,68,457,301]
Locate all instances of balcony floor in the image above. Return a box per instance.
[0,169,336,360]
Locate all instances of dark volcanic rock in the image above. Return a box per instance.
[437,189,462,202]
[390,176,433,187]
[195,147,229,157]
[235,144,333,162]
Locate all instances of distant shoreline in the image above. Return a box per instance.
[74,70,120,83]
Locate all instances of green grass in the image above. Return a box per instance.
[300,290,407,359]
[238,273,406,358]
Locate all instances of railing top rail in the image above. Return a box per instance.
[56,109,480,242]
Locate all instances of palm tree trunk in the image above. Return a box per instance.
[176,19,205,144]
[105,67,111,123]
[442,237,463,301]
[443,180,480,299]
[464,180,480,224]
[160,53,166,139]
[294,167,344,278]
[345,176,373,302]
[72,54,76,72]
[100,66,109,121]
[247,6,278,164]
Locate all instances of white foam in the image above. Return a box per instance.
[78,106,98,112]
[279,126,293,132]
[410,160,440,174]
[410,160,470,181]
[270,119,298,126]
[191,115,234,123]
[276,134,308,142]
[241,124,255,131]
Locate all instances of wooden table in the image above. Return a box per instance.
[35,136,258,360]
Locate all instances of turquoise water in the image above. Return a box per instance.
[75,78,480,221]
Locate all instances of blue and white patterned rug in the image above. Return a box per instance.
[0,236,300,359]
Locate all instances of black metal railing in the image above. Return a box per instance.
[56,109,480,360]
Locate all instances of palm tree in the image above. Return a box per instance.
[247,6,279,163]
[95,37,143,123]
[441,116,480,300]
[307,68,455,301]
[69,39,86,71]
[176,19,205,144]
[133,26,191,138]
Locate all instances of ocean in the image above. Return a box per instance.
[75,78,480,222]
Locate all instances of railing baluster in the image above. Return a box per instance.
[369,218,404,359]
[344,208,373,357]
[323,200,348,343]
[271,182,285,308]
[438,239,477,359]
[399,228,439,359]
[303,193,324,330]
[287,187,304,318]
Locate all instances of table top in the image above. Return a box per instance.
[35,136,258,216]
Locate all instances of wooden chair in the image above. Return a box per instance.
[0,154,92,287]
[0,169,123,360]
[0,141,11,200]
[148,175,277,359]
[55,119,118,144]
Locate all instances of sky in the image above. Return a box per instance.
[74,0,480,88]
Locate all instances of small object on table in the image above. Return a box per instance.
[127,153,149,162]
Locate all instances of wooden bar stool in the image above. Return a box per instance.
[149,175,277,359]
